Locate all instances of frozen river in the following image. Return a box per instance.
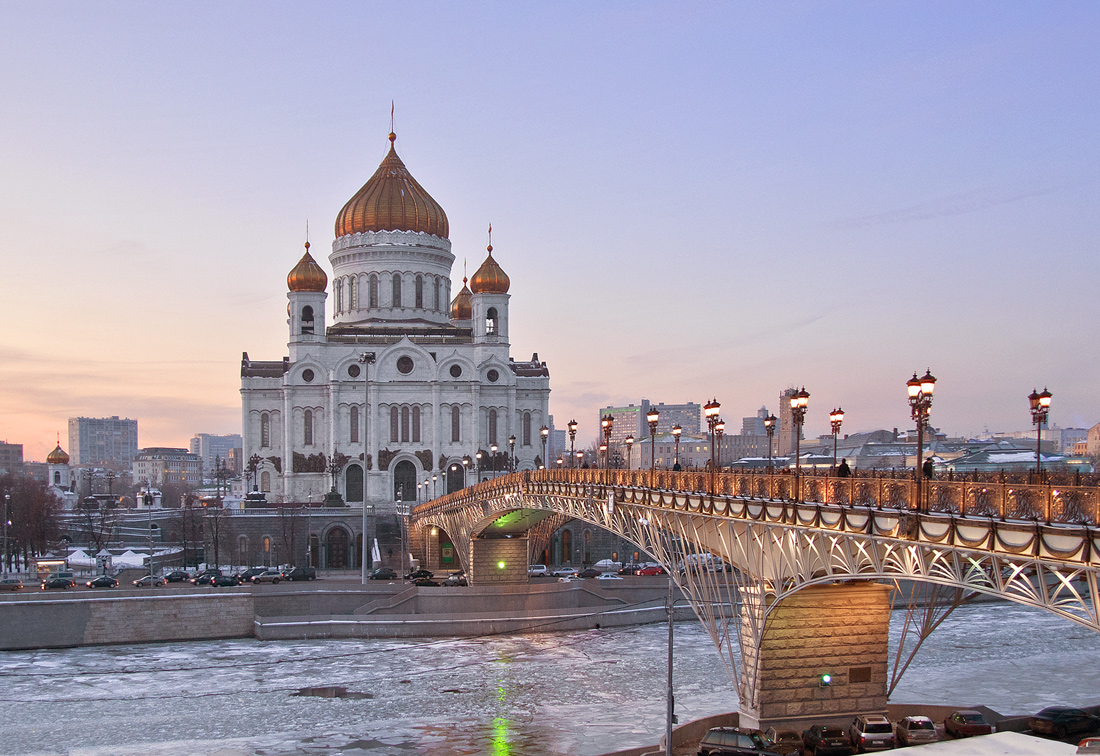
[1,602,1097,756]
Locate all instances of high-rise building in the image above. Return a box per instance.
[0,442,23,474]
[599,400,701,446]
[67,416,139,466]
[189,433,243,477]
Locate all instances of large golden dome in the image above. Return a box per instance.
[46,443,69,465]
[334,133,449,239]
[470,245,510,294]
[288,242,328,292]
[450,276,472,320]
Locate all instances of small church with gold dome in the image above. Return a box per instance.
[240,132,551,508]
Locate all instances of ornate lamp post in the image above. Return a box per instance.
[764,414,777,471]
[1029,387,1053,477]
[462,455,470,487]
[417,482,422,507]
[3,493,9,577]
[508,435,516,473]
[246,453,262,492]
[715,419,725,479]
[357,351,376,585]
[540,425,549,470]
[600,415,614,470]
[567,419,578,468]
[790,387,810,501]
[475,450,484,482]
[490,443,499,479]
[647,407,660,484]
[625,436,634,470]
[556,457,563,470]
[907,370,936,513]
[671,425,682,470]
[704,398,721,472]
[575,450,583,468]
[829,408,844,473]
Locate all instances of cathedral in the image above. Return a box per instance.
[241,132,551,509]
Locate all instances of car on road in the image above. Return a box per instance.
[698,726,781,755]
[369,567,398,580]
[282,567,317,581]
[211,574,240,587]
[895,716,937,747]
[41,576,76,590]
[163,571,191,583]
[443,571,467,586]
[944,710,992,738]
[85,575,119,589]
[527,564,550,577]
[577,568,602,578]
[132,575,166,587]
[848,714,894,752]
[251,569,283,584]
[234,567,268,583]
[635,564,665,576]
[413,576,440,587]
[802,725,852,756]
[0,578,24,591]
[764,728,803,755]
[551,567,578,578]
[190,569,220,585]
[406,568,433,580]
[595,573,624,581]
[1029,707,1100,739]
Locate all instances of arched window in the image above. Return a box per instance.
[345,464,363,502]
[260,471,271,492]
[523,412,532,446]
[434,277,441,311]
[333,279,341,312]
[369,274,378,308]
[392,273,402,308]
[390,406,399,442]
[451,405,461,442]
[486,306,498,335]
[349,276,357,310]
[561,530,573,565]
[415,275,424,308]
[54,471,61,485]
[401,406,410,443]
[304,409,313,446]
[411,406,421,443]
[301,305,314,334]
[489,409,497,445]
[238,535,248,566]
[260,413,270,448]
[350,406,359,443]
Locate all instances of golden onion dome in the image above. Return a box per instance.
[334,133,449,239]
[46,443,69,465]
[469,245,510,294]
[287,242,328,292]
[450,276,473,320]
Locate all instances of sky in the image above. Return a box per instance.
[2,2,1099,462]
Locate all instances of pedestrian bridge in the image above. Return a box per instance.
[413,468,1100,728]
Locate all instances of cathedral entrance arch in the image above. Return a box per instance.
[345,464,363,502]
[446,463,464,494]
[326,527,350,569]
[393,460,417,501]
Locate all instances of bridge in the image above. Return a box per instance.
[412,468,1100,729]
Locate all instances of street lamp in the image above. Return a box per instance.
[476,450,483,482]
[600,415,614,470]
[907,370,936,513]
[575,450,583,468]
[567,419,578,468]
[3,493,9,577]
[671,425,682,471]
[540,425,549,470]
[432,473,438,499]
[490,443,498,479]
[647,407,660,482]
[704,398,721,479]
[1029,388,1053,477]
[462,456,470,487]
[508,435,516,473]
[715,419,725,476]
[625,436,634,470]
[829,408,844,473]
[417,482,422,507]
[790,387,810,501]
[764,414,777,471]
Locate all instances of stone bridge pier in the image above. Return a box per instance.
[467,535,529,584]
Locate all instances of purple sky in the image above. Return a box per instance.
[2,2,1098,461]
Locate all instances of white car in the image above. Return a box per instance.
[132,575,166,587]
[595,573,624,581]
[527,565,549,577]
[251,569,283,584]
[551,567,577,578]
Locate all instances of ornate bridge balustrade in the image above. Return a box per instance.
[414,469,1100,729]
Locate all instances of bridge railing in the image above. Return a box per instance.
[421,468,1100,526]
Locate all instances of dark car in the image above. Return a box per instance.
[413,576,440,587]
[234,567,268,583]
[698,726,781,756]
[406,568,433,580]
[578,568,602,578]
[190,569,220,585]
[86,575,119,588]
[41,576,75,590]
[210,574,240,587]
[945,710,992,738]
[370,567,398,580]
[163,571,191,583]
[764,728,803,756]
[802,725,852,756]
[282,567,317,581]
[1029,707,1100,739]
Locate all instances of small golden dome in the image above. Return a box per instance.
[47,444,69,465]
[470,245,510,294]
[450,276,472,320]
[288,242,328,292]
[335,132,449,239]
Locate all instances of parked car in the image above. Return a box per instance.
[1029,707,1100,739]
[527,564,550,577]
[944,710,992,738]
[698,726,781,756]
[595,573,624,581]
[413,576,440,587]
[282,567,317,581]
[802,725,852,756]
[764,728,803,756]
[234,567,268,583]
[635,564,666,576]
[578,568,602,578]
[551,567,578,578]
[190,569,220,585]
[1078,736,1100,754]
[210,574,240,587]
[896,716,937,747]
[848,714,894,752]
[406,568,434,580]
[369,567,398,580]
[132,574,166,587]
[443,571,467,586]
[0,578,24,591]
[41,576,75,590]
[85,575,119,589]
[251,569,283,584]
[163,571,191,583]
